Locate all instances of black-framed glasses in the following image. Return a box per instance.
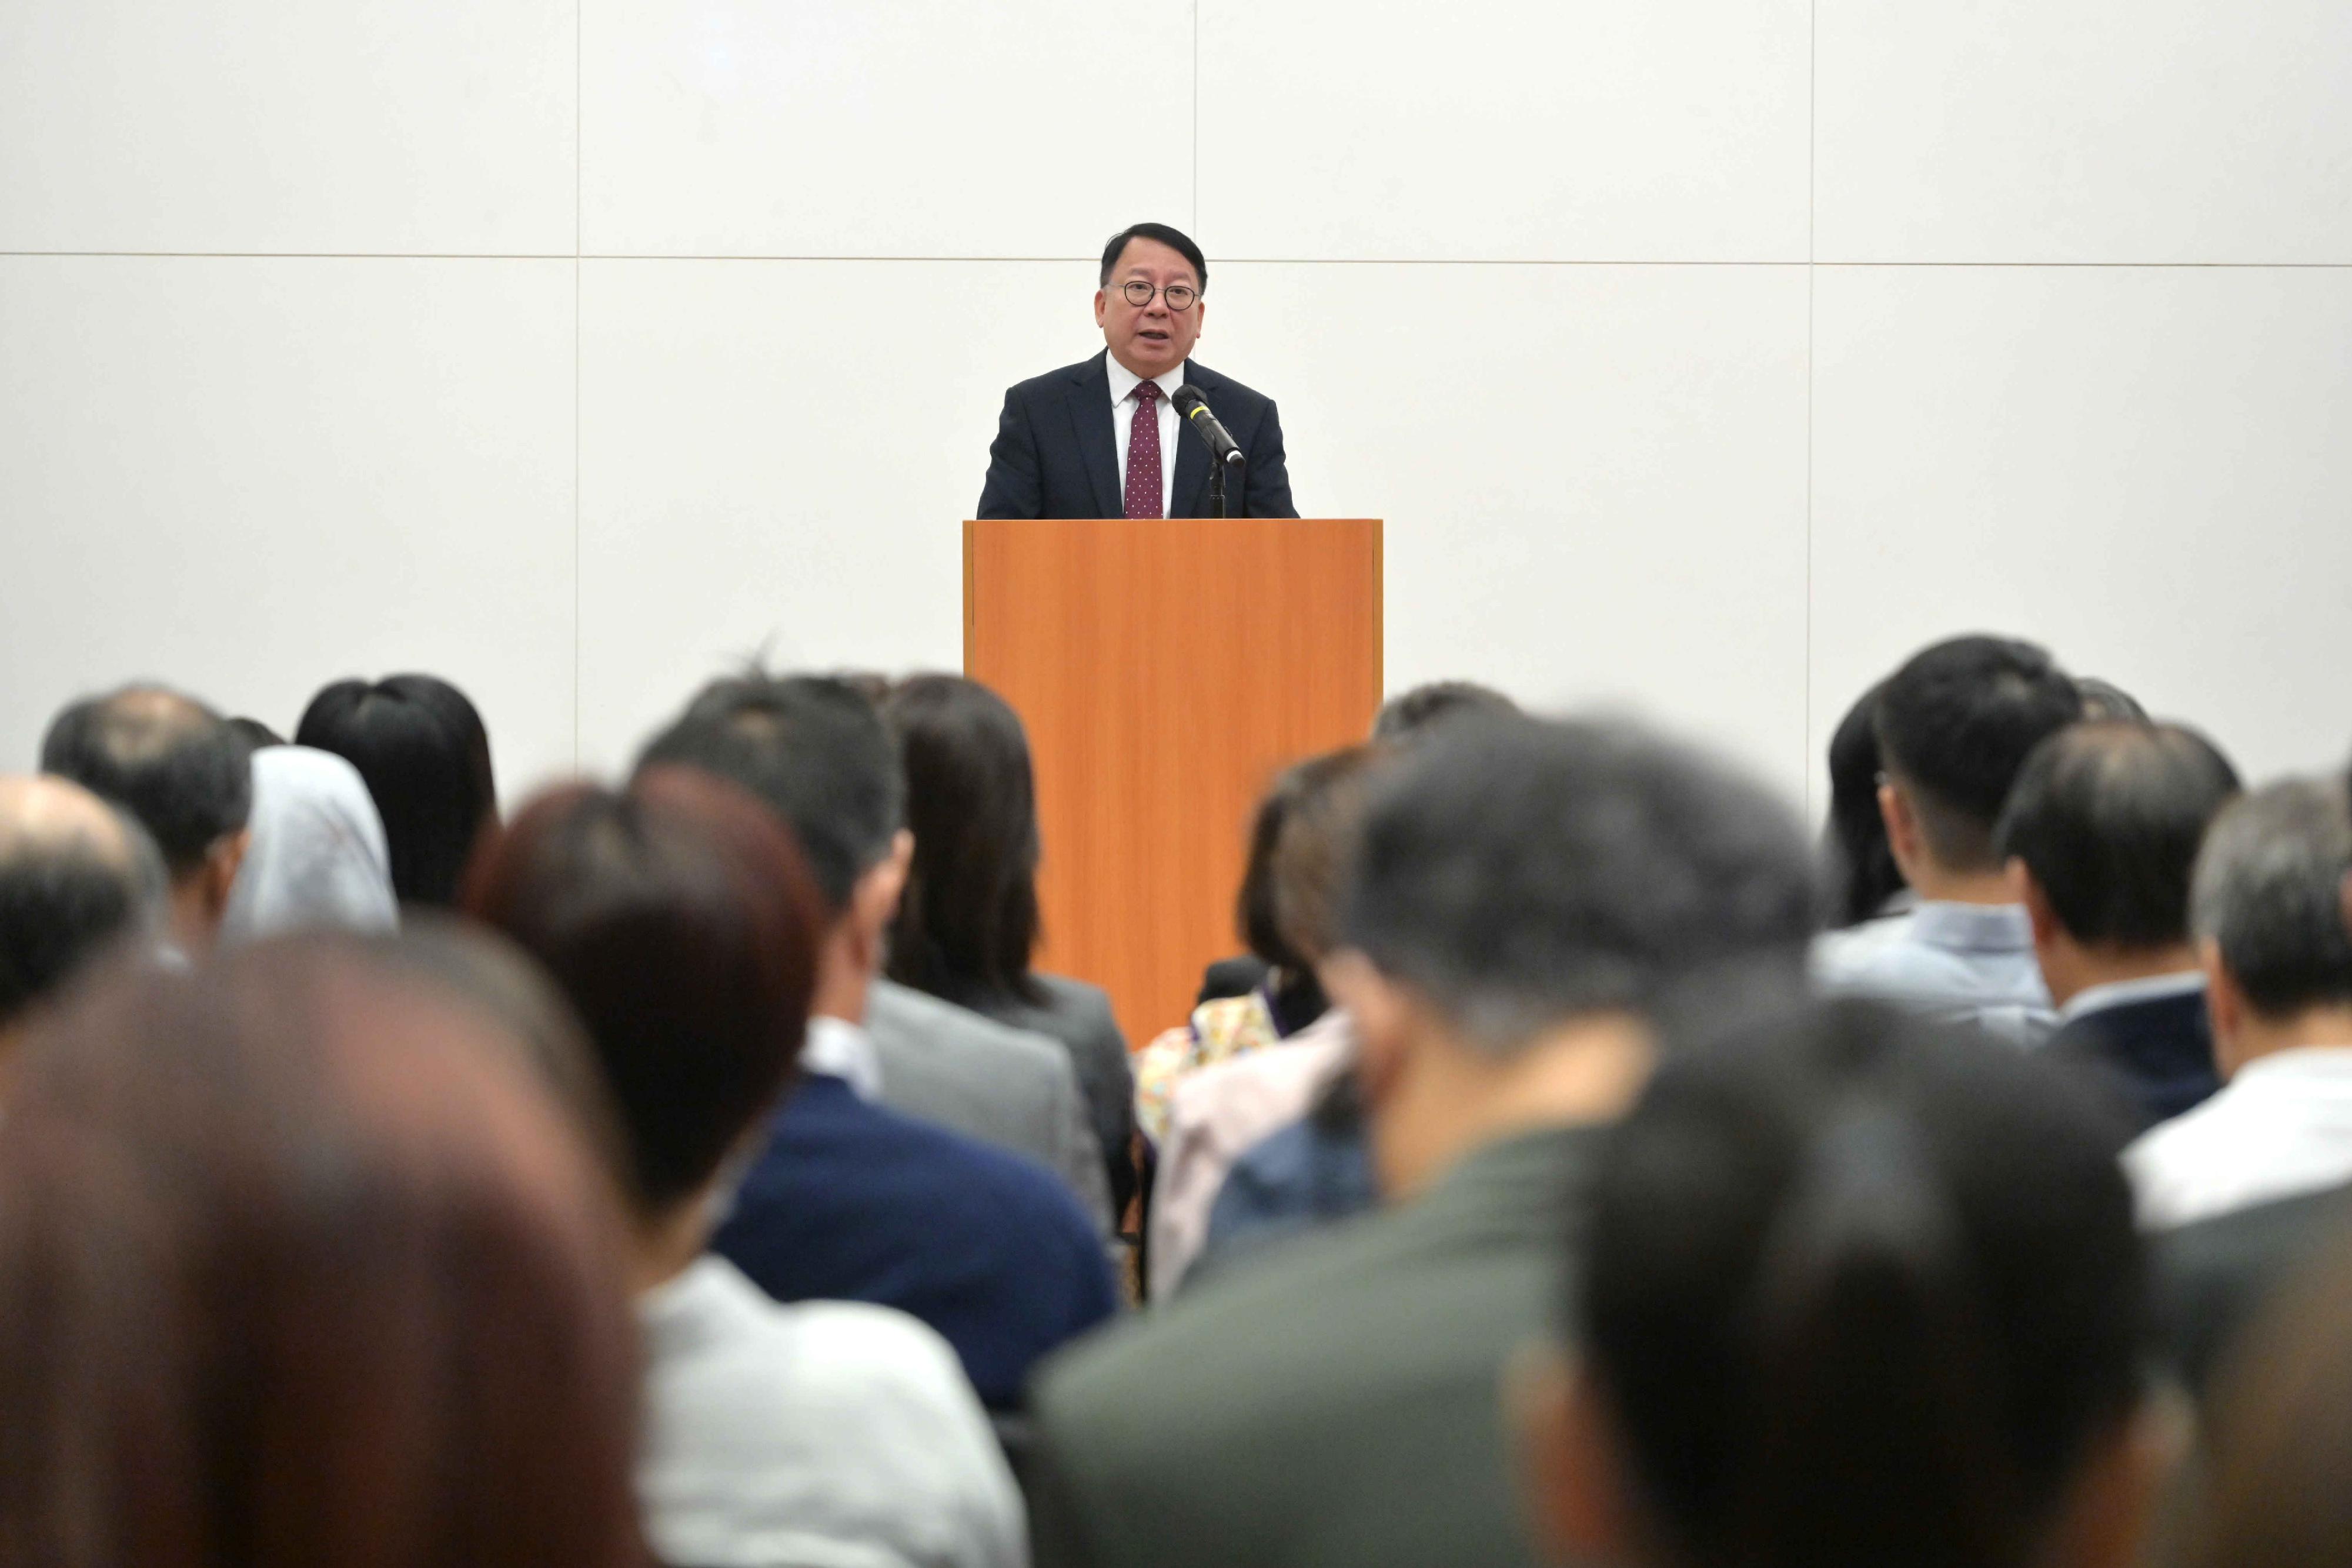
[1120,279,1198,312]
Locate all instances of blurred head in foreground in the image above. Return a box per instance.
[0,774,165,1057]
[1322,714,1817,1199]
[0,936,645,1567]
[1522,1001,2159,1568]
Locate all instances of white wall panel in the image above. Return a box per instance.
[575,259,1093,770]
[0,258,579,797]
[1198,0,1810,262]
[1816,0,2352,262]
[0,0,576,255]
[580,1,1191,258]
[1811,265,2352,797]
[1210,262,1814,800]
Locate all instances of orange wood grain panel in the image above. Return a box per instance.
[965,519,1384,1048]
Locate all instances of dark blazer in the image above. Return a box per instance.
[976,352,1299,520]
[2045,989,2221,1132]
[2153,1178,2352,1400]
[1027,1126,1603,1568]
[714,1074,1120,1410]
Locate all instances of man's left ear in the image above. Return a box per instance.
[1508,1343,1638,1566]
[204,830,252,918]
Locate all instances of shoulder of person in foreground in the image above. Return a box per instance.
[641,1255,1025,1568]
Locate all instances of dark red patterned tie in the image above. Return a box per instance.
[1124,380,1163,519]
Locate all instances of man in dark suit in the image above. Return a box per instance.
[977,222,1297,520]
[1024,715,1817,1568]
[1996,720,2243,1130]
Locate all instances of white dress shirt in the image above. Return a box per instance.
[802,1014,884,1102]
[638,1255,1027,1568]
[2125,1045,2352,1229]
[1105,353,1184,518]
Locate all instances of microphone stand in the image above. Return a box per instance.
[1210,456,1242,519]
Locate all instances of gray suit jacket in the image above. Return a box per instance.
[865,979,1114,1236]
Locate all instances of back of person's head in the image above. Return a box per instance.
[0,775,166,1034]
[1252,745,1384,971]
[1824,681,1906,926]
[1539,1001,2147,1568]
[633,670,901,914]
[2182,1228,2352,1567]
[1875,637,2083,873]
[39,683,251,881]
[1341,715,1816,1051]
[293,673,496,908]
[2074,677,2149,724]
[1997,721,2242,949]
[1370,681,1519,744]
[882,674,1043,1004]
[2190,775,2352,1025]
[464,770,826,1218]
[220,746,400,945]
[0,935,644,1567]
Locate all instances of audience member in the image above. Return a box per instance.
[1813,636,2083,1042]
[1145,747,1379,1296]
[467,773,1025,1568]
[1136,747,1372,1143]
[1369,680,1518,742]
[1521,1001,2160,1568]
[225,715,286,753]
[295,673,497,907]
[0,774,164,1053]
[39,683,253,955]
[886,673,1136,1214]
[1822,681,1907,928]
[640,670,1111,1230]
[220,745,399,944]
[1998,722,2241,1128]
[2175,1226,2352,1567]
[1027,714,1816,1568]
[2125,775,2352,1229]
[638,673,1118,1409]
[0,936,647,1567]
[2076,676,2150,723]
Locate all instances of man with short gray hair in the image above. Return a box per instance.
[1026,714,1818,1568]
[0,774,166,1054]
[2126,775,2352,1229]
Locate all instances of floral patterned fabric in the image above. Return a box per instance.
[1134,990,1282,1145]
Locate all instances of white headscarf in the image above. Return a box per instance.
[222,747,399,944]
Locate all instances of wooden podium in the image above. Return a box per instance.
[964,518,1383,1047]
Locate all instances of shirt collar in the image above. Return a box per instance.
[801,1014,883,1101]
[1906,901,2036,955]
[2059,969,2206,1024]
[1104,352,1185,407]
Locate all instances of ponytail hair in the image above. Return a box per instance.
[1576,1001,2143,1568]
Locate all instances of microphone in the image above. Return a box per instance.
[1171,385,1247,472]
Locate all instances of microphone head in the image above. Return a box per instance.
[1171,384,1208,417]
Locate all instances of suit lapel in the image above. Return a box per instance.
[1171,359,1211,517]
[1067,353,1121,519]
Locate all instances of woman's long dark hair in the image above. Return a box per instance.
[1579,1001,2143,1568]
[296,674,497,907]
[883,675,1045,1005]
[1824,682,1906,927]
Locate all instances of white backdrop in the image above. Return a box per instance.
[5,0,2350,818]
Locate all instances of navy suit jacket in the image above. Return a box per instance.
[713,1074,1120,1410]
[976,352,1299,520]
[2045,990,2221,1132]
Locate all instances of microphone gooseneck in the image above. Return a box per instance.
[1171,385,1248,471]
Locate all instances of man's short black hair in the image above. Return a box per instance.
[1370,681,1519,744]
[1874,636,2083,873]
[1341,715,1817,1051]
[39,685,252,878]
[634,672,903,914]
[1100,223,1207,293]
[1996,721,2242,948]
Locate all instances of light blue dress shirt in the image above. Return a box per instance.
[1812,901,2057,1047]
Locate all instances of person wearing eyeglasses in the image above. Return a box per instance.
[976,222,1298,520]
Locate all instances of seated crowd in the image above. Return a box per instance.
[1,638,2348,1568]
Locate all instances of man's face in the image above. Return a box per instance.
[1095,237,1204,381]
